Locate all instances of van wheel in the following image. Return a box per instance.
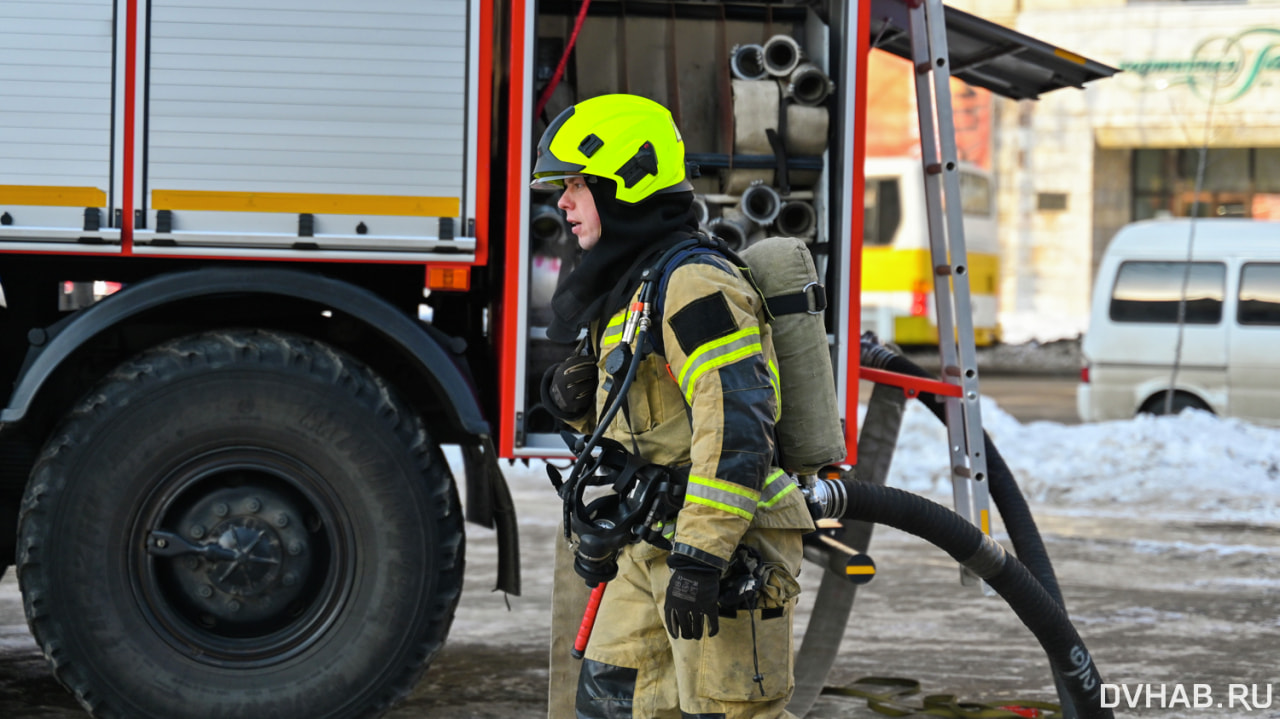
[1138,391,1212,416]
[17,330,464,719]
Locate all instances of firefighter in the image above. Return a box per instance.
[533,94,815,719]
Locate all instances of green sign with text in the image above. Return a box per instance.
[1119,28,1280,103]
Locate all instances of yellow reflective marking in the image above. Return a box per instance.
[683,344,762,403]
[768,358,782,414]
[758,481,797,509]
[151,190,460,217]
[1054,47,1087,65]
[676,327,760,388]
[687,495,754,521]
[846,565,876,575]
[980,509,991,536]
[689,475,760,502]
[601,312,628,346]
[763,468,786,486]
[1,185,106,207]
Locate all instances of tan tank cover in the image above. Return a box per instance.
[739,237,845,474]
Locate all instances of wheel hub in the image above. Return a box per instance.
[164,486,314,629]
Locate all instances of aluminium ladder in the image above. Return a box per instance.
[907,0,992,581]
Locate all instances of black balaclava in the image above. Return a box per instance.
[546,178,698,343]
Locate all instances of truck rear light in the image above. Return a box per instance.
[1081,365,1090,383]
[426,266,471,292]
[910,290,928,317]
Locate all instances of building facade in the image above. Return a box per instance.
[953,1,1280,339]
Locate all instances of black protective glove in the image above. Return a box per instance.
[541,354,597,421]
[664,555,721,640]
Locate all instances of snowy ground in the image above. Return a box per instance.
[887,398,1280,527]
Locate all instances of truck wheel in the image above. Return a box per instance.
[17,329,464,719]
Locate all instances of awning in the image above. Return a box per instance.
[869,0,1120,100]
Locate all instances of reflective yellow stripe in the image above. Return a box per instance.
[151,190,460,217]
[759,470,797,509]
[767,358,781,415]
[687,495,755,521]
[689,475,760,502]
[676,327,760,388]
[846,565,876,575]
[683,344,761,403]
[0,185,106,207]
[687,475,759,520]
[758,481,798,509]
[601,312,627,346]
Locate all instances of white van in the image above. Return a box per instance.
[1078,218,1280,426]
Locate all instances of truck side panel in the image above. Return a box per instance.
[0,1,118,243]
[1,0,482,260]
[141,0,469,246]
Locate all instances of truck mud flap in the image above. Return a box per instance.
[463,438,522,596]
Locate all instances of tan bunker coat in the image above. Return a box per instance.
[561,251,814,719]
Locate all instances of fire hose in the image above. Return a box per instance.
[804,478,1111,719]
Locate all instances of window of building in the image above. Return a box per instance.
[1037,192,1068,211]
[960,171,992,216]
[863,177,901,246]
[1131,148,1280,221]
[1109,260,1225,324]
[1239,262,1280,326]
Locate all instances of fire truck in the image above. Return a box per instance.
[0,1,1114,717]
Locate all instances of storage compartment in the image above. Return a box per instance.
[135,0,476,256]
[0,0,119,245]
[515,0,851,453]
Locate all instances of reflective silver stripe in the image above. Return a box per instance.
[686,474,759,520]
[758,469,798,509]
[677,327,763,402]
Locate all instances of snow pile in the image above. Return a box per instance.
[485,398,1280,529]
[883,398,1280,525]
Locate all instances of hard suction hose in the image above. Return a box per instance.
[804,479,1112,719]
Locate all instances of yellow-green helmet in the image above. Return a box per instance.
[530,94,694,204]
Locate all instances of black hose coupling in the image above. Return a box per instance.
[803,478,848,520]
[859,332,899,370]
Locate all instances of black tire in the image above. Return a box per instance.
[1138,391,1212,416]
[17,329,464,719]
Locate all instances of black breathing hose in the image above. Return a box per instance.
[825,480,1112,719]
[859,340,1065,607]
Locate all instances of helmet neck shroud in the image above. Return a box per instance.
[546,179,698,344]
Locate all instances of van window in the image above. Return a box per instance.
[864,178,901,247]
[960,172,992,217]
[1238,262,1280,325]
[1109,261,1225,324]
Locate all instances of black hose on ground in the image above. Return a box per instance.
[859,339,1065,607]
[824,480,1112,719]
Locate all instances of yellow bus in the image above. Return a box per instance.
[861,156,1001,346]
